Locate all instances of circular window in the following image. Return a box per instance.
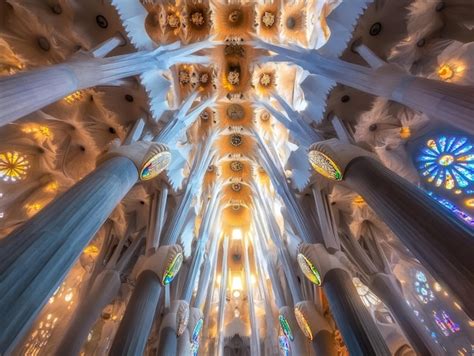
[231,183,242,192]
[230,161,243,172]
[227,104,245,120]
[230,134,242,147]
[96,15,108,29]
[369,22,382,36]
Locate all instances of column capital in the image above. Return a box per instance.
[188,307,204,342]
[160,300,190,336]
[137,244,184,286]
[308,139,373,182]
[294,300,333,340]
[98,140,171,181]
[297,243,350,284]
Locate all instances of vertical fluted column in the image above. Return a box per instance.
[312,330,337,356]
[297,244,390,355]
[324,268,390,355]
[260,41,474,134]
[370,273,433,356]
[0,156,138,354]
[109,244,183,355]
[110,270,162,355]
[0,51,157,126]
[55,269,122,355]
[344,156,474,318]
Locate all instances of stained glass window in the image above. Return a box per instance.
[414,271,435,304]
[279,315,294,341]
[433,310,460,336]
[0,152,29,182]
[417,136,473,192]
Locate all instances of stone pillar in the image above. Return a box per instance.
[0,141,170,354]
[297,244,391,355]
[312,330,337,356]
[293,301,337,356]
[278,306,309,356]
[309,139,474,319]
[0,40,211,126]
[370,273,433,356]
[55,269,121,355]
[155,300,190,356]
[110,245,184,356]
[258,41,474,134]
[0,52,155,126]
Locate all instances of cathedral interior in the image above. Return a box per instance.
[0,0,473,355]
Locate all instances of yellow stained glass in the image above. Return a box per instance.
[0,152,29,182]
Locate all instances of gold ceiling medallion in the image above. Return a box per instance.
[260,111,270,121]
[230,160,243,172]
[281,2,308,46]
[179,68,191,86]
[230,134,243,147]
[227,104,245,120]
[199,109,210,121]
[231,182,242,192]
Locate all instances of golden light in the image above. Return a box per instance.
[232,228,243,240]
[0,152,30,182]
[43,181,59,193]
[22,125,53,140]
[83,245,99,255]
[352,195,365,206]
[400,126,411,139]
[232,275,243,297]
[433,282,442,292]
[64,91,84,104]
[437,64,456,81]
[465,198,474,208]
[25,202,43,217]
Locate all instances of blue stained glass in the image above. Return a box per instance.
[417,136,474,193]
[438,136,447,152]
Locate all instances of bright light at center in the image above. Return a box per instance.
[232,228,242,240]
[232,276,243,298]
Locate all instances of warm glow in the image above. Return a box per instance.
[0,152,29,182]
[22,125,52,140]
[465,198,474,208]
[83,245,99,255]
[353,195,365,206]
[64,91,84,104]
[400,126,411,139]
[232,275,243,292]
[231,228,243,240]
[25,202,43,217]
[44,181,59,193]
[438,64,455,80]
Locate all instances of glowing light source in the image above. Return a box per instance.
[398,126,411,139]
[353,278,381,307]
[465,198,474,208]
[231,228,242,240]
[417,136,474,191]
[83,245,99,255]
[297,253,321,285]
[162,253,183,285]
[308,150,342,181]
[64,91,84,104]
[140,151,171,181]
[414,271,435,304]
[231,275,243,299]
[437,64,455,81]
[433,310,460,336]
[25,202,43,217]
[22,125,52,140]
[426,191,473,227]
[294,308,313,340]
[279,315,294,341]
[353,195,365,206]
[278,335,290,355]
[0,152,29,182]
